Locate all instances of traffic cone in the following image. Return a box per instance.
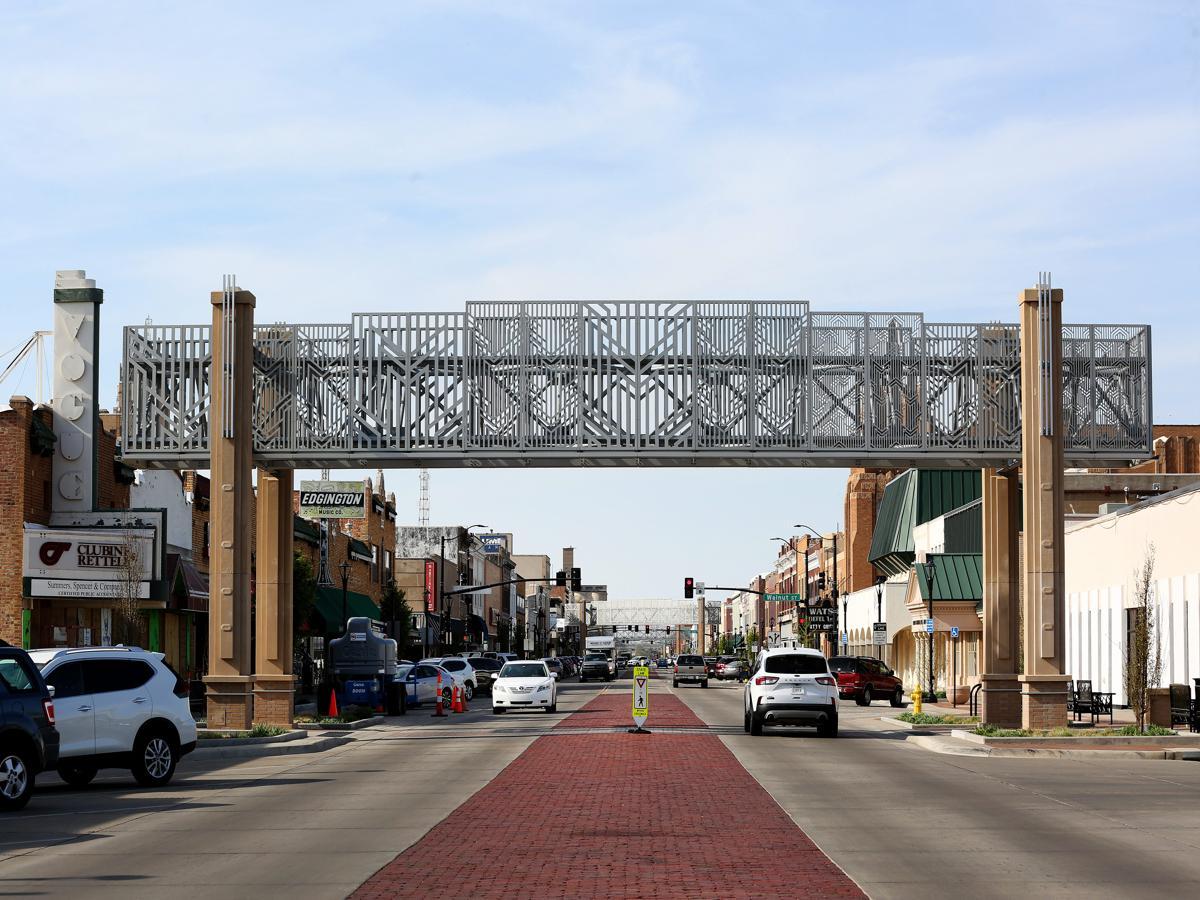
[328,689,339,719]
[432,674,447,717]
[461,686,469,712]
[452,684,463,713]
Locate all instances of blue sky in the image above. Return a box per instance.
[2,1,1197,599]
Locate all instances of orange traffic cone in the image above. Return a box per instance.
[432,673,447,717]
[452,684,463,713]
[328,689,339,718]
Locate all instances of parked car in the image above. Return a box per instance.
[719,659,745,681]
[541,657,564,679]
[559,657,578,678]
[703,657,718,678]
[715,656,738,679]
[493,652,519,664]
[0,646,59,810]
[30,646,197,788]
[492,660,557,714]
[396,663,455,708]
[580,653,615,682]
[743,647,838,737]
[828,656,905,707]
[672,654,708,688]
[656,658,671,668]
[418,658,477,699]
[466,657,503,694]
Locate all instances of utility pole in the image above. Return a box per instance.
[697,586,706,656]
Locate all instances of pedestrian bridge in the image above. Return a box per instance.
[120,300,1150,469]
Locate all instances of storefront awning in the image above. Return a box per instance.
[312,585,379,634]
[170,554,209,612]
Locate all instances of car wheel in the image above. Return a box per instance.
[859,686,872,706]
[0,747,34,811]
[749,707,764,736]
[548,702,557,714]
[442,687,453,707]
[57,764,98,788]
[132,731,178,787]
[819,712,839,738]
[464,682,474,701]
[891,687,904,708]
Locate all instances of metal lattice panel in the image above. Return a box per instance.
[119,303,1152,468]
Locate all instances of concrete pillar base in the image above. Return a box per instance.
[204,675,255,729]
[252,674,297,726]
[1019,674,1071,731]
[979,673,1022,728]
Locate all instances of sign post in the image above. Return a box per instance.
[872,622,887,646]
[630,665,650,734]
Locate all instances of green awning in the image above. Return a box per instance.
[312,584,379,633]
[914,553,983,602]
[869,470,982,576]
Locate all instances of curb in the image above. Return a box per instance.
[189,734,355,760]
[295,715,385,732]
[908,732,1200,761]
[196,729,306,748]
[879,716,975,732]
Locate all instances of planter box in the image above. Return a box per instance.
[197,729,305,747]
[952,729,1200,748]
[881,716,977,732]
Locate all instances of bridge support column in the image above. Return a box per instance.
[980,468,1021,727]
[1017,281,1071,730]
[254,468,296,725]
[204,284,256,729]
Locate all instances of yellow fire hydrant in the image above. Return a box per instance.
[911,688,923,715]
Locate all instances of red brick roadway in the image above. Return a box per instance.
[353,677,864,900]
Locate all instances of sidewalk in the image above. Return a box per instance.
[352,691,864,899]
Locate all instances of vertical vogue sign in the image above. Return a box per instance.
[424,559,437,612]
[298,480,366,519]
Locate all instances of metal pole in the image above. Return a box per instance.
[928,589,936,703]
[832,532,840,654]
[952,633,958,708]
[438,533,446,655]
[803,543,811,648]
[876,579,883,662]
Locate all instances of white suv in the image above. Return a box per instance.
[29,647,198,787]
[743,647,839,738]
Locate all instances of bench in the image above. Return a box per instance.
[1170,683,1197,732]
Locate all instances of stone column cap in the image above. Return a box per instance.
[210,289,256,307]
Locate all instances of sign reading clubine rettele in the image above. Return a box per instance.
[298,480,367,519]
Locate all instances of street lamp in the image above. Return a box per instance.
[922,559,937,703]
[794,524,837,652]
[874,575,885,661]
[338,559,352,636]
[439,523,489,653]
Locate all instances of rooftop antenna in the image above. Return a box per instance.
[419,468,430,525]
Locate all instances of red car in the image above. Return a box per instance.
[828,656,905,707]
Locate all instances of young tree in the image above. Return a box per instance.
[293,551,317,637]
[1124,545,1160,733]
[113,529,145,646]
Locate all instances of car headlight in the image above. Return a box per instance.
[493,685,506,694]
[538,681,552,691]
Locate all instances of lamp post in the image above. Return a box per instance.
[793,524,834,651]
[923,559,937,703]
[338,559,351,637]
[874,575,885,661]
[439,523,488,653]
[770,536,801,646]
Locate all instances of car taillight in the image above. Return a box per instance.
[816,676,835,686]
[754,675,779,686]
[673,666,678,673]
[43,699,55,726]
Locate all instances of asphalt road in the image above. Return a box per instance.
[3,670,1199,898]
[670,677,1200,899]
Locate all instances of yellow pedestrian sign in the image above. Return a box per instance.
[631,665,650,733]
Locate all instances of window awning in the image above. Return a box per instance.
[312,584,379,634]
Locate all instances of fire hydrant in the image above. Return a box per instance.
[911,688,923,715]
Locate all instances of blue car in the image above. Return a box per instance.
[395,663,454,708]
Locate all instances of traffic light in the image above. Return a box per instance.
[684,577,694,599]
[571,567,582,591]
[666,626,671,634]
[555,570,566,587]
[817,572,827,591]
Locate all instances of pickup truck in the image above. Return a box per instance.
[580,653,615,682]
[672,653,708,688]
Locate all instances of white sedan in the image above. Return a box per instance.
[492,660,558,714]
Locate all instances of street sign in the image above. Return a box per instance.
[806,607,838,631]
[632,666,650,729]
[694,582,706,594]
[872,622,887,645]
[764,593,805,602]
[841,632,848,646]
[950,626,959,638]
[925,622,934,634]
